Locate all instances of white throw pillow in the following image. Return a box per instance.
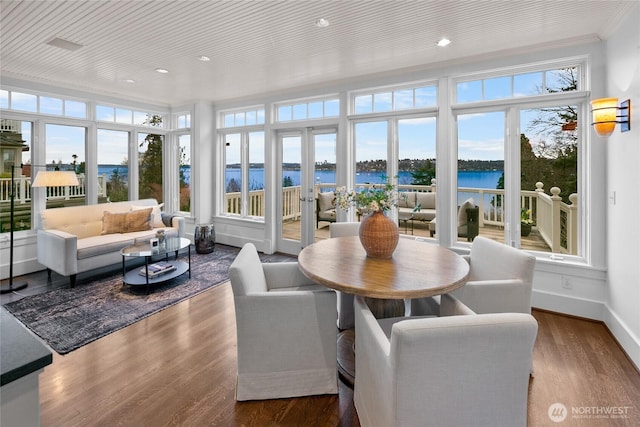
[131,203,164,228]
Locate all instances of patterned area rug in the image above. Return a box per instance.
[4,244,275,354]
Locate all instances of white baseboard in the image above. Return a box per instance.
[533,289,640,372]
[603,305,640,372]
[532,289,605,320]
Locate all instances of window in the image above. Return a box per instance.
[398,117,437,237]
[0,89,86,118]
[520,104,579,254]
[222,131,265,218]
[137,115,164,203]
[353,84,436,114]
[98,129,129,202]
[456,66,580,104]
[178,134,191,213]
[0,119,33,233]
[222,107,264,128]
[355,121,388,184]
[176,113,191,129]
[97,104,165,127]
[275,97,339,122]
[44,124,87,207]
[456,111,505,244]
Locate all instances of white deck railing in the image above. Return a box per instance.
[223,180,578,254]
[4,175,577,254]
[0,174,108,204]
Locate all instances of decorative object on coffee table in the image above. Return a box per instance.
[194,223,215,254]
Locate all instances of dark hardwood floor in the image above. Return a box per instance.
[2,254,640,426]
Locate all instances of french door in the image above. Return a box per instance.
[276,128,337,254]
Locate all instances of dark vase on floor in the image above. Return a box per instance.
[194,224,215,254]
[521,223,532,237]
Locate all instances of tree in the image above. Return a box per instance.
[107,167,128,202]
[410,160,436,185]
[283,176,293,187]
[226,178,240,192]
[523,67,578,202]
[178,145,190,211]
[139,114,163,202]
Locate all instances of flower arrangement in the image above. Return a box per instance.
[335,176,398,213]
[521,208,534,225]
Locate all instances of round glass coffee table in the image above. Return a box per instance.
[121,237,191,293]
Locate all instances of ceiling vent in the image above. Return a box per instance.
[46,37,84,51]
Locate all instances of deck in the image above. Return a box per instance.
[285,218,551,252]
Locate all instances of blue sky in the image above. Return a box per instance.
[19,71,564,166]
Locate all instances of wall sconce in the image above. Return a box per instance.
[590,98,631,137]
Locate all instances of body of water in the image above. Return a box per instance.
[98,165,502,191]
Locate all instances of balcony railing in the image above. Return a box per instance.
[0,174,107,204]
[0,174,108,231]
[224,181,578,254]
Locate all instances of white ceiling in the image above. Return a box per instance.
[0,0,635,106]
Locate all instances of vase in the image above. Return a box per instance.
[521,223,532,237]
[358,210,399,259]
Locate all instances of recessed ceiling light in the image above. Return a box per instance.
[197,55,210,62]
[315,18,330,28]
[124,79,135,84]
[437,38,451,47]
[155,68,169,74]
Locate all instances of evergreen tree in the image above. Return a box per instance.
[139,114,163,203]
[410,160,436,185]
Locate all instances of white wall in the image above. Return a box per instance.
[604,2,640,370]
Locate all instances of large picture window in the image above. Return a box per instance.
[98,129,129,202]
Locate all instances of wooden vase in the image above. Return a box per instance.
[358,210,399,259]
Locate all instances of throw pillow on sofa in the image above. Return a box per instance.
[101,208,153,235]
[131,203,164,228]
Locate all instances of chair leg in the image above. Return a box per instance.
[70,274,76,288]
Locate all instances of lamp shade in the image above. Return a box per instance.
[32,170,80,187]
[590,97,618,137]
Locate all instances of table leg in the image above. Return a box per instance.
[188,244,191,278]
[364,297,405,318]
[338,298,405,388]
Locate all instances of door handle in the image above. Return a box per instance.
[300,197,306,202]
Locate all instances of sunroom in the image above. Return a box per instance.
[1,0,638,380]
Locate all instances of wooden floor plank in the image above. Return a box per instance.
[4,261,639,426]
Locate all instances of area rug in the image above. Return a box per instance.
[4,244,272,355]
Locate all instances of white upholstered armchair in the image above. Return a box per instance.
[354,294,538,427]
[451,236,536,314]
[228,243,338,401]
[329,222,361,330]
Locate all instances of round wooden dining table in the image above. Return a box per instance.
[298,236,470,300]
[298,235,470,385]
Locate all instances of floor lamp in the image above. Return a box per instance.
[1,164,80,294]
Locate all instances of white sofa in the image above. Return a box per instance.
[37,199,184,287]
[397,191,436,222]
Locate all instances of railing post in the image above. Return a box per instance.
[18,176,27,204]
[550,187,562,253]
[568,193,578,254]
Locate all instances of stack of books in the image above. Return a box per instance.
[139,261,176,278]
